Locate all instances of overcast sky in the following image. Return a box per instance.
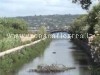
[0,0,99,17]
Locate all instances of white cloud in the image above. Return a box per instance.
[45,0,61,5]
[0,0,88,17]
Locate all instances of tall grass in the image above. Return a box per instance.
[0,36,21,52]
[0,39,51,75]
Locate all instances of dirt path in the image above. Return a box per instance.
[0,38,45,57]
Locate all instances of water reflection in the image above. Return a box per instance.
[14,32,90,75]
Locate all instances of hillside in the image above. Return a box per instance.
[17,14,80,29]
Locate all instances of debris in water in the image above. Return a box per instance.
[52,52,56,54]
[29,64,76,73]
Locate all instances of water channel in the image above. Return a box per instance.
[14,32,91,75]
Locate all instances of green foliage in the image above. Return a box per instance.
[37,26,47,38]
[70,15,88,34]
[0,18,27,30]
[94,12,100,33]
[70,3,100,45]
[0,39,51,75]
[0,18,28,38]
[87,4,100,34]
[0,17,28,51]
[17,15,79,28]
[71,4,100,35]
[91,36,100,46]
[72,0,92,10]
[71,3,100,73]
[0,36,21,52]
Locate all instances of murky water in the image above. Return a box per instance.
[14,32,91,75]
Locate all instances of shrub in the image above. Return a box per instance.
[0,36,21,52]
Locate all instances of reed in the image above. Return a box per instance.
[0,39,51,75]
[0,36,21,52]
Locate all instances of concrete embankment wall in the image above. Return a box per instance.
[72,39,95,64]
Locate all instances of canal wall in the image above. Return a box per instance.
[0,39,51,75]
[72,39,99,65]
[71,37,100,75]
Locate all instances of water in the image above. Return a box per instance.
[14,32,91,75]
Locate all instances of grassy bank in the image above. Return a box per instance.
[0,39,51,75]
[0,36,21,52]
[0,35,37,52]
[0,17,28,52]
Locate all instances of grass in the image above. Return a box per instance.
[0,34,40,52]
[0,36,21,52]
[0,39,51,75]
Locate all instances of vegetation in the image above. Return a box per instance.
[70,3,100,37]
[0,36,21,52]
[0,39,51,75]
[0,15,51,75]
[17,15,79,29]
[0,18,28,36]
[70,15,88,33]
[0,16,50,52]
[36,26,47,39]
[0,17,28,52]
[72,0,92,10]
[70,3,100,55]
[70,3,100,74]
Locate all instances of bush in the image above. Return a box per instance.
[0,36,21,52]
[0,39,51,75]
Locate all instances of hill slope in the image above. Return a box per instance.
[17,14,79,29]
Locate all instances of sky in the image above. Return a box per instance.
[0,0,99,17]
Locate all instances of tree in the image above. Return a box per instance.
[70,15,88,33]
[94,9,100,34]
[72,0,92,10]
[87,4,100,34]
[37,26,47,39]
[0,18,28,38]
